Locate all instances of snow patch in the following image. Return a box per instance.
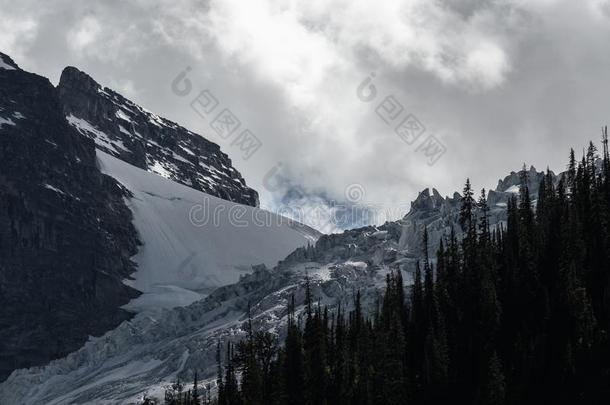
[0,111,25,128]
[118,125,131,136]
[172,152,192,165]
[179,146,196,156]
[116,109,131,122]
[43,184,65,195]
[0,117,15,127]
[0,56,16,70]
[345,261,367,269]
[67,114,120,154]
[149,160,172,179]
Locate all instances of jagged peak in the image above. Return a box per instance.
[405,164,558,220]
[408,187,449,214]
[56,64,259,207]
[494,165,550,194]
[59,66,102,93]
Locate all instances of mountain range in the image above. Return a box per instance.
[0,52,557,404]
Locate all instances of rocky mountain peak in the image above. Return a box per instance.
[400,165,560,259]
[410,187,444,211]
[57,66,259,207]
[407,187,461,218]
[58,66,102,96]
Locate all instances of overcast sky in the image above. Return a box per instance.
[3,0,610,231]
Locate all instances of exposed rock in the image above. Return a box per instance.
[58,67,259,207]
[495,165,551,196]
[0,53,140,381]
[400,167,558,260]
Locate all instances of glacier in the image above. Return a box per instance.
[96,150,319,312]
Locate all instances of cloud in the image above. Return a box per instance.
[67,16,102,53]
[2,0,610,232]
[0,14,37,60]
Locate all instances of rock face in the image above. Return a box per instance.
[0,53,140,381]
[58,67,259,207]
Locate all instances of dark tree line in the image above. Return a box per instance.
[162,138,610,404]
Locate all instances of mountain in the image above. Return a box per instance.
[0,52,139,381]
[58,66,259,207]
[0,159,555,403]
[0,51,562,404]
[401,165,556,258]
[0,53,318,384]
[54,64,319,313]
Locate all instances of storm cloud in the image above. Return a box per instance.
[3,0,610,231]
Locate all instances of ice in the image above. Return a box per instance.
[97,151,319,312]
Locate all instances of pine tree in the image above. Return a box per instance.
[283,295,305,405]
[216,342,226,405]
[192,372,200,405]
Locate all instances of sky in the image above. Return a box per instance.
[3,0,610,232]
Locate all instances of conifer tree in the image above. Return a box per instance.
[192,372,200,405]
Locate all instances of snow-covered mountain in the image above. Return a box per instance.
[0,50,561,404]
[0,162,555,404]
[56,63,318,312]
[0,52,317,384]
